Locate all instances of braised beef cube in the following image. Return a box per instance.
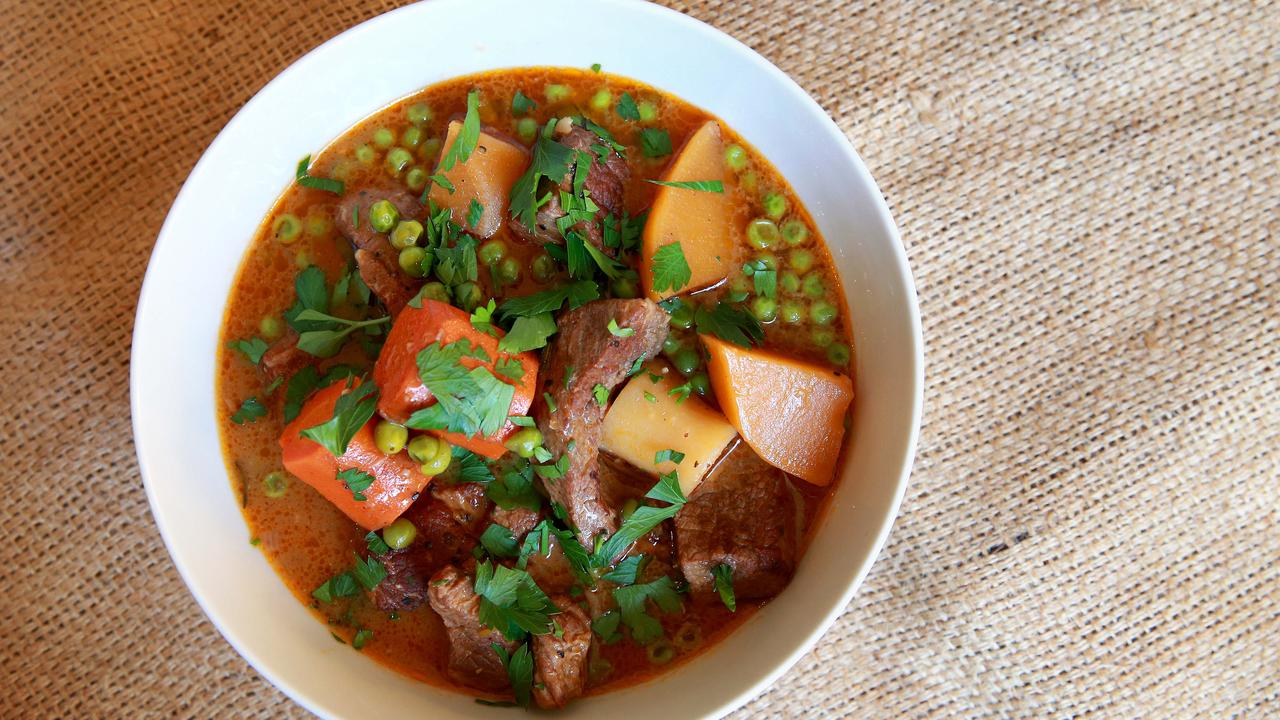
[431,481,491,530]
[675,442,796,600]
[523,534,579,596]
[402,497,479,577]
[490,505,542,539]
[335,186,423,316]
[259,331,311,384]
[533,599,591,709]
[534,299,669,545]
[369,549,428,611]
[428,565,517,692]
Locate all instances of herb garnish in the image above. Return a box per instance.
[337,468,374,502]
[650,242,692,295]
[498,313,558,354]
[613,575,682,643]
[498,280,600,319]
[479,523,520,558]
[646,179,724,193]
[694,302,765,348]
[592,472,688,564]
[607,318,634,337]
[351,552,387,591]
[592,383,610,407]
[352,628,374,650]
[295,154,345,195]
[292,309,390,357]
[365,531,391,556]
[405,340,514,438]
[423,89,481,202]
[639,128,672,158]
[466,198,484,229]
[474,560,557,641]
[712,563,737,612]
[231,396,267,424]
[492,643,534,707]
[228,337,269,365]
[511,90,536,116]
[742,260,777,299]
[615,92,640,121]
[300,379,379,456]
[508,123,577,231]
[655,449,686,465]
[470,299,498,337]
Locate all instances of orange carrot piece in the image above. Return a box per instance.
[372,298,539,458]
[279,381,432,530]
[702,336,854,485]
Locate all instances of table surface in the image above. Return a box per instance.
[2,0,1276,717]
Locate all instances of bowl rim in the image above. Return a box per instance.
[131,1,923,717]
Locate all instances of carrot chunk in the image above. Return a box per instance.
[372,298,539,458]
[702,336,854,485]
[279,381,431,530]
[427,121,530,238]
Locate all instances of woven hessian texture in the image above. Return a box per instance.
[2,0,1276,717]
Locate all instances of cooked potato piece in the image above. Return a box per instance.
[642,121,736,300]
[427,121,529,238]
[702,336,853,485]
[600,365,738,495]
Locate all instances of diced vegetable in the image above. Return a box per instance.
[600,364,738,495]
[371,298,539,458]
[701,336,853,485]
[642,121,736,300]
[279,381,433,530]
[427,121,530,238]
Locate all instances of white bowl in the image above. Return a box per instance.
[131,0,923,716]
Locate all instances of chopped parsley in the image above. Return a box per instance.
[474,560,557,641]
[364,531,390,556]
[487,460,541,511]
[694,302,765,348]
[644,391,657,403]
[470,299,498,337]
[712,563,736,612]
[292,309,391,358]
[509,124,576,231]
[437,89,481,171]
[282,365,358,423]
[613,576,682,643]
[590,62,602,73]
[743,260,777,299]
[601,554,646,585]
[639,127,673,158]
[300,379,379,456]
[533,453,569,481]
[352,628,373,650]
[654,449,686,465]
[227,337,268,365]
[494,356,525,382]
[511,90,536,116]
[498,312,558,354]
[230,396,267,424]
[542,391,558,415]
[607,318,634,337]
[406,341,514,439]
[592,610,622,644]
[294,154,345,195]
[615,92,640,121]
[593,472,687,564]
[466,198,484,229]
[351,552,387,591]
[650,242,692,295]
[452,445,497,484]
[479,523,520,558]
[645,179,724,192]
[311,572,359,603]
[284,266,331,335]
[592,383,609,407]
[337,468,374,502]
[668,380,694,404]
[498,280,600,318]
[492,643,534,707]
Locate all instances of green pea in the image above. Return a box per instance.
[688,372,711,397]
[827,343,851,366]
[755,253,779,271]
[419,137,442,161]
[621,498,639,519]
[407,102,433,125]
[369,200,399,232]
[790,249,815,273]
[662,336,683,355]
[478,240,507,266]
[531,253,557,283]
[419,282,450,304]
[517,117,538,144]
[262,471,288,498]
[746,218,779,249]
[398,247,426,277]
[812,328,835,348]
[752,296,778,322]
[272,213,301,244]
[810,301,837,325]
[638,100,658,122]
[668,303,695,330]
[504,427,544,459]
[545,84,571,102]
[673,622,703,651]
[780,271,802,295]
[762,192,787,219]
[405,166,428,192]
[390,220,424,249]
[408,435,451,475]
[374,421,409,455]
[382,518,418,550]
[373,127,395,149]
[780,301,804,324]
[454,281,483,311]
[355,144,376,165]
[672,348,701,375]
[497,257,521,284]
[590,88,612,110]
[802,273,826,298]
[724,144,747,172]
[401,126,423,149]
[386,147,413,175]
[610,276,638,298]
[331,160,355,182]
[646,640,676,665]
[259,315,282,340]
[782,220,810,246]
[305,213,330,238]
[740,170,758,192]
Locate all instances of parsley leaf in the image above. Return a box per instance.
[492,643,534,707]
[639,128,672,158]
[601,554,646,585]
[474,560,557,641]
[498,280,600,318]
[466,198,484,229]
[407,341,513,438]
[231,397,267,424]
[295,154,345,195]
[655,449,686,465]
[337,468,374,502]
[365,531,390,556]
[352,628,373,650]
[668,380,693,404]
[650,242,692,295]
[228,337,269,364]
[593,473,688,564]
[592,610,622,644]
[511,90,536,116]
[495,356,525,382]
[300,379,379,456]
[311,572,359,603]
[592,383,609,407]
[694,302,765,348]
[753,269,777,299]
[284,266,331,334]
[712,563,736,612]
[615,92,640,121]
[479,523,520,558]
[470,299,498,337]
[452,445,497,484]
[282,365,358,423]
[438,89,481,172]
[509,128,577,231]
[351,552,387,591]
[607,319,634,337]
[646,179,724,192]
[293,309,391,357]
[487,461,542,511]
[498,312,558,354]
[613,575,682,643]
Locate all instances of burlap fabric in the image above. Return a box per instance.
[2,0,1275,717]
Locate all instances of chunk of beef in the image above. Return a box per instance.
[402,496,480,577]
[431,482,491,531]
[523,534,578,596]
[335,186,423,316]
[490,505,542,539]
[508,125,629,254]
[532,599,591,709]
[534,299,669,545]
[369,549,428,611]
[258,331,311,384]
[428,565,517,692]
[674,441,796,600]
